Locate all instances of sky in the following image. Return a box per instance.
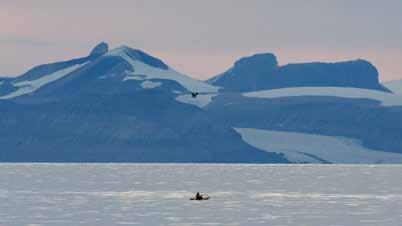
[1,0,401,81]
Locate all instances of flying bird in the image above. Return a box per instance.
[191,92,199,98]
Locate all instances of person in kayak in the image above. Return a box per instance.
[195,192,202,200]
[190,192,209,200]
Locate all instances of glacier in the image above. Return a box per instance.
[235,128,402,164]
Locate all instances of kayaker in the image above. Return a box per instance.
[195,192,202,200]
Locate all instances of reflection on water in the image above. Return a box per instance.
[1,164,402,226]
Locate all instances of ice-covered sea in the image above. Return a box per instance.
[1,164,402,226]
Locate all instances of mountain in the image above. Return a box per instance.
[207,53,389,92]
[0,43,285,163]
[89,42,109,56]
[0,44,219,102]
[1,43,401,164]
[383,80,402,94]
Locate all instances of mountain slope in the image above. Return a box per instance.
[0,43,108,99]
[384,80,402,94]
[0,93,286,163]
[106,46,219,93]
[208,53,389,92]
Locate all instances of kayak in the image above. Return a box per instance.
[190,196,210,201]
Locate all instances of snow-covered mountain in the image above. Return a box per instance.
[106,46,219,93]
[207,53,389,92]
[383,79,402,94]
[1,43,401,163]
[0,43,219,102]
[0,43,283,163]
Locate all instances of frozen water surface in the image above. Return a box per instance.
[1,164,402,226]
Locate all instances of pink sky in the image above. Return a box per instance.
[1,0,401,81]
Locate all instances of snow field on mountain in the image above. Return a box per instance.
[244,87,402,107]
[0,62,88,99]
[107,47,220,93]
[234,128,402,164]
[140,80,162,89]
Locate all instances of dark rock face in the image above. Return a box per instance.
[209,53,278,91]
[89,42,109,56]
[233,53,278,70]
[208,53,389,92]
[276,60,384,90]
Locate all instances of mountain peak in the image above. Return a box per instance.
[234,53,278,69]
[106,45,169,70]
[208,52,388,92]
[89,42,109,56]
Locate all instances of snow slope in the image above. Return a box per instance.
[235,128,402,164]
[244,87,402,107]
[0,62,88,99]
[384,80,402,94]
[140,81,162,89]
[176,93,218,108]
[107,47,219,93]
